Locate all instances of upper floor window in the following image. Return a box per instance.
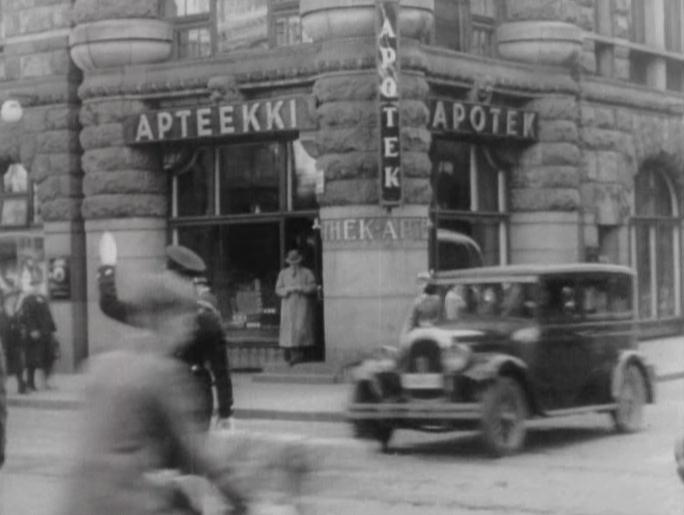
[163,0,308,58]
[0,163,38,227]
[433,0,503,58]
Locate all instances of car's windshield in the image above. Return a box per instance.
[441,280,538,320]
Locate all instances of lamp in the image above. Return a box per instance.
[1,99,23,123]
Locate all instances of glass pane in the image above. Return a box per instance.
[471,0,495,16]
[178,27,212,58]
[0,199,27,226]
[217,0,268,52]
[431,140,470,211]
[434,217,497,269]
[475,146,499,212]
[32,183,41,225]
[291,140,318,211]
[163,0,210,16]
[274,14,302,46]
[219,142,284,215]
[657,222,676,317]
[635,223,653,318]
[2,163,28,193]
[175,148,214,217]
[635,169,674,216]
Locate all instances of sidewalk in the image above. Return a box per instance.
[6,335,684,420]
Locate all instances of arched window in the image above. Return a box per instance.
[632,167,681,320]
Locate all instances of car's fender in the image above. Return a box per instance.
[462,354,528,382]
[611,350,656,403]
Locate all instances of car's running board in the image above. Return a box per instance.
[347,402,481,420]
[543,404,618,418]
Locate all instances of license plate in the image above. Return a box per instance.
[401,373,443,389]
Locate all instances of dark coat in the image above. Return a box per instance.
[0,340,6,467]
[59,348,243,515]
[15,293,57,368]
[97,266,234,420]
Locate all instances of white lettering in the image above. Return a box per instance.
[135,114,154,142]
[243,102,261,132]
[157,112,173,140]
[431,101,447,130]
[383,137,400,158]
[469,105,487,132]
[379,46,396,67]
[196,108,212,137]
[523,112,537,139]
[384,166,400,188]
[379,16,397,39]
[506,110,519,136]
[219,105,235,134]
[453,103,466,129]
[343,219,357,241]
[382,220,399,240]
[359,219,375,240]
[489,107,502,134]
[383,105,399,128]
[324,220,342,241]
[289,98,297,128]
[266,100,285,130]
[380,77,398,99]
[175,110,191,139]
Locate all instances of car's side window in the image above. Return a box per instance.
[540,277,580,321]
[579,274,634,320]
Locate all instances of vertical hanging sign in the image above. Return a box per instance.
[377,0,402,207]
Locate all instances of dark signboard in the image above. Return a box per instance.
[377,0,402,207]
[429,100,539,141]
[124,95,316,144]
[48,256,70,300]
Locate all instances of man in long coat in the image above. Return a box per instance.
[275,249,317,365]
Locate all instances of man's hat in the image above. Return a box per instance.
[285,249,303,265]
[166,245,207,276]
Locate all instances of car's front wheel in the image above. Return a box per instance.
[612,364,647,433]
[351,380,394,451]
[480,376,528,457]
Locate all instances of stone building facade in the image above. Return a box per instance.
[0,0,683,372]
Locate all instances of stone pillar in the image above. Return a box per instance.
[511,94,582,263]
[301,0,434,366]
[70,0,172,358]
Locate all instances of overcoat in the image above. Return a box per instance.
[275,266,317,349]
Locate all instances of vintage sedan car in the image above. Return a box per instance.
[347,264,656,456]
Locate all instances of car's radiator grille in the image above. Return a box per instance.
[407,339,443,373]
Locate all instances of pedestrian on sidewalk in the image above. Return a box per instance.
[0,289,25,394]
[0,330,6,468]
[97,235,234,431]
[57,271,248,515]
[15,263,58,391]
[275,249,317,366]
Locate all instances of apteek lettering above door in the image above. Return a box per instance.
[124,96,316,144]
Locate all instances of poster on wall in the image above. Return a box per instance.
[217,0,268,52]
[377,0,402,207]
[48,256,70,300]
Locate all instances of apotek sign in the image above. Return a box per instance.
[377,0,402,207]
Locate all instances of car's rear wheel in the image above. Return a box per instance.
[612,364,646,433]
[481,376,528,457]
[351,380,394,451]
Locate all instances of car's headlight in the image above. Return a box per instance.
[443,343,472,372]
[512,326,540,343]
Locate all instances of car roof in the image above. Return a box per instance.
[430,263,635,283]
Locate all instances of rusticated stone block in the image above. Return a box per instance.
[82,147,158,174]
[31,152,81,182]
[580,49,597,75]
[614,57,629,80]
[319,152,377,180]
[72,0,160,25]
[505,0,581,23]
[581,105,615,129]
[541,142,581,166]
[38,174,83,203]
[401,127,430,153]
[399,75,430,100]
[595,151,622,183]
[41,197,82,222]
[404,177,431,203]
[36,129,80,153]
[577,5,595,31]
[83,169,165,196]
[319,178,377,206]
[519,145,543,168]
[402,100,430,127]
[313,74,376,103]
[512,165,580,189]
[19,136,37,169]
[45,106,80,131]
[21,106,48,133]
[79,98,149,126]
[317,101,377,129]
[525,95,578,121]
[316,126,376,154]
[402,151,432,178]
[80,123,125,150]
[538,120,579,142]
[511,187,580,211]
[82,193,167,220]
[581,127,626,151]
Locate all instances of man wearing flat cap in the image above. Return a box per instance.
[97,238,234,430]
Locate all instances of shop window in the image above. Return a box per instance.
[429,140,508,270]
[169,138,322,343]
[0,163,35,227]
[631,167,681,320]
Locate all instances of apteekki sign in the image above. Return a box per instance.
[124,95,315,144]
[429,100,539,141]
[322,217,429,242]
